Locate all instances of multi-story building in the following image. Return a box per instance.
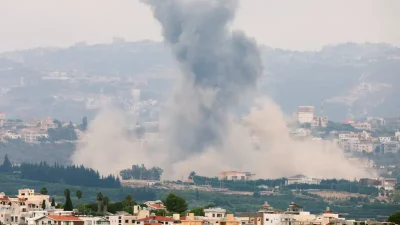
[19,128,48,143]
[295,106,314,124]
[18,189,51,210]
[311,116,328,128]
[383,141,400,154]
[285,175,321,185]
[351,122,372,131]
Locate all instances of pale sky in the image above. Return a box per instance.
[0,0,399,52]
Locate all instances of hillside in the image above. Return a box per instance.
[1,42,399,120]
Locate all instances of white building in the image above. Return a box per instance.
[79,216,110,225]
[379,137,391,143]
[219,171,253,181]
[295,106,315,124]
[286,175,321,185]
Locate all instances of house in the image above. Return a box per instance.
[219,171,254,181]
[286,175,321,185]
[295,106,314,124]
[18,189,51,210]
[357,142,373,153]
[34,215,83,225]
[19,128,48,143]
[204,208,226,220]
[351,122,372,131]
[4,130,21,140]
[137,216,174,225]
[143,201,166,211]
[383,141,400,154]
[40,117,58,130]
[379,137,391,143]
[79,217,110,225]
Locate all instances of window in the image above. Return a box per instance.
[48,221,52,224]
[212,214,215,217]
[125,220,129,223]
[265,219,269,222]
[132,220,135,223]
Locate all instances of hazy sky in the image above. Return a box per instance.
[1,0,399,52]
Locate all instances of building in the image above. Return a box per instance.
[143,201,166,211]
[79,217,110,225]
[359,178,397,191]
[137,216,174,225]
[357,142,374,153]
[219,171,254,181]
[34,215,83,225]
[351,122,372,131]
[295,106,314,124]
[383,141,400,154]
[286,175,321,185]
[379,137,391,144]
[18,189,51,210]
[40,117,58,130]
[311,116,328,128]
[20,128,48,143]
[204,208,226,219]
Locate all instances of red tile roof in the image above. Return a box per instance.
[138,216,174,222]
[0,197,10,201]
[47,215,82,221]
[146,203,165,209]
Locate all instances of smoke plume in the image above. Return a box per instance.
[143,0,262,164]
[72,0,371,180]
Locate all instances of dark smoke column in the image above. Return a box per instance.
[143,0,263,163]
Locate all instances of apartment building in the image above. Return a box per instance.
[295,106,314,124]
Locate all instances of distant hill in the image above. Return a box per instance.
[1,42,399,120]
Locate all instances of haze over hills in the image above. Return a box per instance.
[0,41,399,121]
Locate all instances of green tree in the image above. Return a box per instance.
[0,154,12,172]
[51,197,56,207]
[42,199,46,210]
[40,187,48,195]
[123,194,134,207]
[189,207,204,216]
[103,196,109,213]
[164,193,188,213]
[81,116,88,131]
[63,189,73,211]
[97,192,103,213]
[76,190,83,206]
[388,211,400,224]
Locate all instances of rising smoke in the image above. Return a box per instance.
[72,0,371,180]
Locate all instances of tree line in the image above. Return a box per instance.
[120,164,163,181]
[19,162,121,188]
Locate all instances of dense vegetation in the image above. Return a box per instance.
[190,173,285,192]
[286,179,379,196]
[19,162,121,188]
[120,164,163,181]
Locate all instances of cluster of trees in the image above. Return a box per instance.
[189,172,285,192]
[20,162,121,188]
[286,179,379,196]
[120,164,163,181]
[47,121,77,141]
[0,154,12,172]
